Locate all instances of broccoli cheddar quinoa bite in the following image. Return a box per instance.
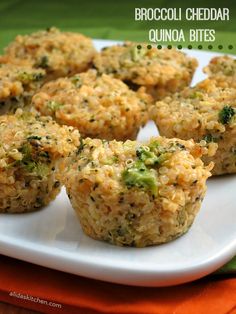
[0,110,80,213]
[204,56,236,89]
[151,79,236,175]
[0,63,45,114]
[0,27,96,81]
[32,69,152,141]
[93,42,198,99]
[62,137,213,247]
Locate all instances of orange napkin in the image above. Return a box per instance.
[0,254,235,314]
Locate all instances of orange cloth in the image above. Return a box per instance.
[0,255,235,314]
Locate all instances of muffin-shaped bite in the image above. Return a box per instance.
[203,56,236,88]
[93,42,198,99]
[32,69,152,140]
[151,79,236,175]
[1,27,96,81]
[0,63,45,114]
[0,110,80,213]
[62,137,213,247]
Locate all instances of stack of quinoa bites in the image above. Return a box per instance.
[0,110,80,213]
[62,137,213,247]
[0,27,96,81]
[32,69,152,140]
[93,42,198,99]
[1,26,232,248]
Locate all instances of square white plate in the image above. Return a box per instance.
[0,40,235,287]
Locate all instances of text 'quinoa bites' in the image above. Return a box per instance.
[93,42,198,99]
[32,69,152,141]
[0,110,80,213]
[203,56,236,89]
[0,27,96,81]
[62,137,213,247]
[0,63,45,114]
[151,79,236,175]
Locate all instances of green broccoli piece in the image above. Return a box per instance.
[37,56,49,68]
[122,160,158,196]
[27,135,42,141]
[219,106,235,124]
[130,46,147,62]
[17,71,44,83]
[71,75,82,88]
[47,100,63,112]
[136,146,159,166]
[203,134,218,143]
[22,160,49,177]
[19,143,49,177]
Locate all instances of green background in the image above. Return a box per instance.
[0,0,235,53]
[0,0,235,274]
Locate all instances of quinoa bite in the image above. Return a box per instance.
[32,69,152,140]
[0,27,96,81]
[0,109,80,213]
[93,42,198,99]
[62,137,213,247]
[203,56,236,89]
[0,63,45,114]
[151,79,236,175]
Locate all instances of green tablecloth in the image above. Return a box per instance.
[0,0,235,274]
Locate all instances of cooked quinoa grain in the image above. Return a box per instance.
[93,42,198,99]
[62,137,213,247]
[32,69,152,140]
[0,63,45,114]
[0,27,96,81]
[203,56,236,88]
[151,79,236,175]
[0,109,80,213]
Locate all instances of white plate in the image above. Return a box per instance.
[0,40,235,287]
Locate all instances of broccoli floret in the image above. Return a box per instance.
[189,91,203,99]
[102,156,119,165]
[17,71,44,83]
[47,100,63,112]
[76,138,85,155]
[33,73,45,81]
[37,56,49,68]
[22,160,49,177]
[27,135,42,141]
[122,160,158,196]
[18,143,49,177]
[19,143,32,159]
[71,75,82,88]
[148,140,160,152]
[130,46,147,62]
[136,146,159,166]
[203,134,218,143]
[219,106,235,124]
